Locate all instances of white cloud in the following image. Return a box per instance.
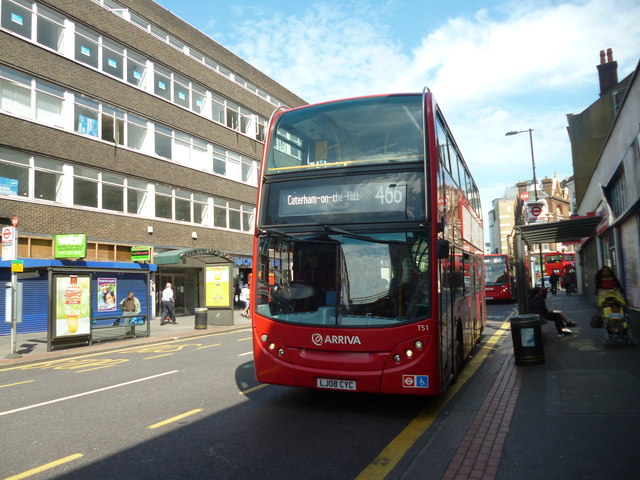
[227,0,639,222]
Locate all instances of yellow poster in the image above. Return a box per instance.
[205,265,230,307]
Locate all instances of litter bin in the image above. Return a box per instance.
[509,314,545,365]
[194,308,208,330]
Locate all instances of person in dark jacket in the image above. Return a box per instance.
[530,287,576,337]
[549,272,560,295]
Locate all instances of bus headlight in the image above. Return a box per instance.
[405,349,414,358]
[261,334,268,342]
[414,340,423,350]
[394,354,402,363]
[278,348,285,356]
[268,343,276,350]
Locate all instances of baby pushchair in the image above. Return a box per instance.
[597,289,636,348]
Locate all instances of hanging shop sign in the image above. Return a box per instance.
[54,234,87,258]
[131,246,151,262]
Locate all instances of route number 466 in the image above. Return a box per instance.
[375,185,404,205]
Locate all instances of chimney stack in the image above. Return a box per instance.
[597,48,619,97]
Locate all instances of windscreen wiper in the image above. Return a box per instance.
[258,228,302,241]
[323,225,409,245]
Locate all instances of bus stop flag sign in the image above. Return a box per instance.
[2,226,16,261]
[527,201,547,224]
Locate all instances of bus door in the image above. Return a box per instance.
[468,254,479,339]
[439,253,454,380]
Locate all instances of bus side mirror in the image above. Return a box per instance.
[436,239,450,259]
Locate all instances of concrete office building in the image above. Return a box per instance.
[0,0,305,335]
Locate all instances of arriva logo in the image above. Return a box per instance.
[311,333,362,346]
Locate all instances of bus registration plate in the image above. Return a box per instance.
[317,378,356,391]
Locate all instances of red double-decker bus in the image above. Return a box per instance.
[544,252,576,277]
[251,91,485,395]
[484,254,516,302]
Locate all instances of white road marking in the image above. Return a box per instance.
[0,370,179,417]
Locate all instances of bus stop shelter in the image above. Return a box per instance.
[512,215,603,313]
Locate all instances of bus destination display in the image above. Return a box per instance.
[279,182,407,217]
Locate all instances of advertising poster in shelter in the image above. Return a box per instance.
[97,278,117,311]
[205,265,230,307]
[55,275,91,336]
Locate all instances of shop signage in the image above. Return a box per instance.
[131,246,151,262]
[233,256,252,267]
[54,234,87,258]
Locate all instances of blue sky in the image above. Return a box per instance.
[155,0,640,227]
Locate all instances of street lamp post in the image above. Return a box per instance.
[506,128,544,287]
[505,129,538,201]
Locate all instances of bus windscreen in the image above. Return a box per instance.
[255,232,431,326]
[266,95,424,174]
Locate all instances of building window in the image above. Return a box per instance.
[36,4,65,52]
[194,193,208,225]
[191,83,206,114]
[192,138,209,171]
[126,178,148,215]
[242,205,254,232]
[73,166,99,208]
[154,64,171,101]
[173,73,190,108]
[126,114,147,150]
[606,169,626,216]
[126,50,147,88]
[154,184,172,219]
[74,96,100,138]
[1,0,32,39]
[154,124,172,158]
[35,79,64,126]
[101,106,125,145]
[102,37,125,80]
[101,172,124,212]
[0,66,31,117]
[213,198,227,228]
[0,148,29,197]
[228,201,241,230]
[75,24,99,68]
[175,189,191,222]
[34,156,63,202]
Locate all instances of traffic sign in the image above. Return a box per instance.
[2,226,15,242]
[526,201,547,224]
[11,260,23,272]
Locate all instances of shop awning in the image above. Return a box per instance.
[153,248,235,265]
[514,215,603,246]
